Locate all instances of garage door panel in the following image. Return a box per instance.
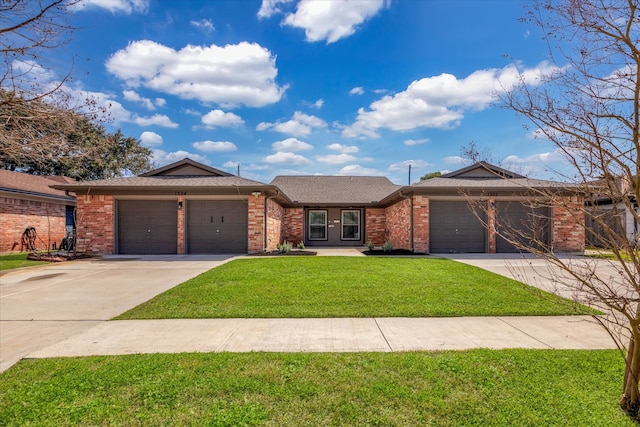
[118,200,177,254]
[430,201,486,253]
[495,202,550,253]
[187,200,247,254]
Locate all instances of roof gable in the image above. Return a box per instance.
[0,169,75,201]
[140,158,233,177]
[442,161,524,179]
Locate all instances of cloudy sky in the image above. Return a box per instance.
[51,0,568,184]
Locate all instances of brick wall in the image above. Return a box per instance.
[283,207,304,245]
[266,198,284,251]
[412,196,429,253]
[552,195,585,252]
[247,194,265,253]
[0,196,68,252]
[75,194,113,253]
[385,198,412,250]
[177,196,185,254]
[365,208,386,246]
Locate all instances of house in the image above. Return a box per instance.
[0,169,76,252]
[50,159,585,255]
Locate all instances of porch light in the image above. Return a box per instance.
[177,201,183,210]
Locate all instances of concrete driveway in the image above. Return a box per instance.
[0,255,234,372]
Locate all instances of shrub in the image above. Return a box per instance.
[297,241,305,250]
[367,241,375,251]
[382,241,393,252]
[277,240,292,253]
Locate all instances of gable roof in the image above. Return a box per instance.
[271,175,400,206]
[0,169,75,202]
[51,158,273,192]
[411,162,580,192]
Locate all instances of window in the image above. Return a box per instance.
[342,210,360,240]
[308,210,327,240]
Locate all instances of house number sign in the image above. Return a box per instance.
[174,191,187,195]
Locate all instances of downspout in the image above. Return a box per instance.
[398,190,414,251]
[264,189,280,251]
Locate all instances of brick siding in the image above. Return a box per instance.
[385,198,412,250]
[0,196,68,252]
[75,194,113,253]
[552,195,585,252]
[283,207,304,245]
[247,194,265,253]
[365,208,386,246]
[412,196,429,253]
[266,198,284,251]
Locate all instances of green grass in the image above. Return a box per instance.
[0,350,631,426]
[0,252,47,271]
[118,257,596,319]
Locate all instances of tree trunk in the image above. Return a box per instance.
[621,329,640,418]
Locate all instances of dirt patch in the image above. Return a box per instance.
[27,252,94,263]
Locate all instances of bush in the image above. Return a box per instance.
[382,241,393,252]
[297,241,305,250]
[277,241,292,253]
[367,241,375,251]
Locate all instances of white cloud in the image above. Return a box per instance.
[257,111,327,136]
[106,40,286,108]
[349,86,365,95]
[283,0,390,44]
[263,152,312,165]
[192,140,238,152]
[191,18,215,33]
[257,0,294,19]
[139,131,163,147]
[317,154,357,164]
[327,143,358,154]
[404,138,430,146]
[132,114,178,128]
[304,98,324,109]
[201,109,244,128]
[272,137,313,152]
[122,90,164,110]
[338,164,379,176]
[342,62,561,138]
[388,160,430,171]
[152,149,209,166]
[444,156,466,165]
[75,0,149,14]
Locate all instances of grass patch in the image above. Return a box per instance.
[118,257,595,319]
[0,350,630,426]
[0,252,47,271]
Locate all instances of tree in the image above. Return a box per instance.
[496,0,640,419]
[419,171,442,181]
[459,141,496,165]
[0,93,153,179]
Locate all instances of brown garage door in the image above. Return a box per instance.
[187,200,248,254]
[117,200,177,254]
[430,201,486,253]
[495,202,550,253]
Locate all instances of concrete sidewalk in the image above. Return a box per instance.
[27,315,615,360]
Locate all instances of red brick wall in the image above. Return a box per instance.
[266,198,284,251]
[385,198,412,250]
[412,196,429,253]
[365,208,386,246]
[177,196,185,254]
[248,194,265,253]
[0,196,68,252]
[552,195,585,252]
[75,194,113,253]
[283,207,304,245]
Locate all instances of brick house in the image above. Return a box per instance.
[0,170,76,252]
[51,159,585,255]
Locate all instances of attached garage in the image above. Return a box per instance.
[117,200,177,254]
[187,200,248,254]
[495,201,550,253]
[429,200,486,253]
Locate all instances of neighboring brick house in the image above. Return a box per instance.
[51,159,585,255]
[0,170,76,252]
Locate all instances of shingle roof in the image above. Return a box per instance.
[411,176,578,191]
[0,169,75,201]
[271,175,400,205]
[51,175,269,190]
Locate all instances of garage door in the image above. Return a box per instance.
[430,201,486,253]
[118,200,177,254]
[495,202,550,253]
[187,200,248,254]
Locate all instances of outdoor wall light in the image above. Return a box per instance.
[177,201,183,210]
[252,191,262,197]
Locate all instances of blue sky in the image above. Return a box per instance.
[50,0,567,184]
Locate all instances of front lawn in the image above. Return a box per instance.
[118,257,595,319]
[0,252,47,271]
[0,350,630,426]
